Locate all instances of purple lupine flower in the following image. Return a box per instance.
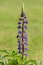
[18,31,22,34]
[23,36,27,39]
[18,40,21,44]
[17,4,28,60]
[24,16,27,18]
[18,21,21,24]
[18,47,21,50]
[24,26,27,29]
[19,35,28,41]
[24,33,28,37]
[17,26,21,29]
[24,37,28,42]
[24,42,28,46]
[18,39,22,53]
[24,19,28,24]
[24,48,28,51]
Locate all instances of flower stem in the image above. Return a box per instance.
[22,19,24,60]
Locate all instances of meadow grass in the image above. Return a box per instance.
[0,0,43,60]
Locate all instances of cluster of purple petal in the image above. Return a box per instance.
[17,11,28,57]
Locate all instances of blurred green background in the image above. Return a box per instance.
[0,0,43,60]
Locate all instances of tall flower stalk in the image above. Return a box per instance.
[17,4,28,60]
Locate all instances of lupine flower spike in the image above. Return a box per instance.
[17,4,28,60]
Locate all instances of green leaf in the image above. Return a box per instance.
[12,51,17,56]
[8,59,18,65]
[0,50,10,54]
[0,62,4,65]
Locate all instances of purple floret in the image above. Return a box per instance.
[24,20,28,24]
[24,48,28,51]
[18,47,21,50]
[17,26,21,29]
[18,31,22,34]
[17,7,28,58]
[24,38,28,42]
[18,40,21,44]
[24,26,27,29]
[24,16,27,18]
[18,22,21,24]
[23,36,28,40]
[24,33,28,37]
[20,36,28,42]
[24,43,28,46]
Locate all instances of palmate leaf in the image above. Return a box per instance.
[0,55,11,60]
[0,51,17,60]
[0,50,10,54]
[12,51,17,56]
[0,55,17,60]
[0,50,17,56]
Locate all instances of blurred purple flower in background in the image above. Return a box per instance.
[17,4,28,60]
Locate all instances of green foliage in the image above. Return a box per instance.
[0,50,38,65]
[8,59,18,65]
[0,50,43,65]
[0,62,4,65]
[27,60,37,65]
